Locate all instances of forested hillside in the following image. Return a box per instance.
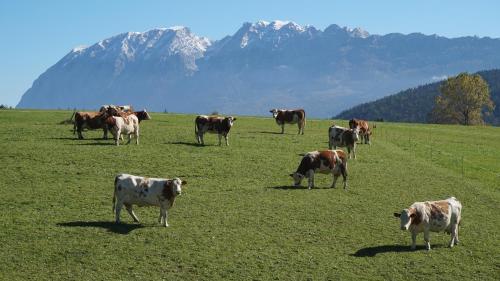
[336,69,500,125]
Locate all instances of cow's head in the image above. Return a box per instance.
[393,208,416,230]
[352,127,360,142]
[164,178,187,199]
[289,172,305,187]
[348,118,359,129]
[140,109,151,121]
[270,109,279,119]
[225,116,236,127]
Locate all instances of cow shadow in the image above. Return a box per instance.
[57,221,144,234]
[267,185,310,190]
[351,244,437,257]
[73,142,114,146]
[166,141,206,147]
[252,131,284,135]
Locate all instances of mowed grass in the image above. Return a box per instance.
[0,110,499,280]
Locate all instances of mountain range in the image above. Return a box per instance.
[335,69,500,125]
[17,20,500,117]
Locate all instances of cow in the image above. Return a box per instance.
[290,149,348,190]
[100,104,134,113]
[112,174,187,227]
[270,109,306,134]
[328,125,360,159]
[349,118,372,144]
[132,110,151,123]
[393,197,462,250]
[195,115,236,146]
[106,114,140,146]
[73,110,111,139]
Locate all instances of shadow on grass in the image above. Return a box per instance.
[352,244,434,257]
[252,131,284,135]
[267,185,310,190]
[166,141,206,147]
[57,221,144,234]
[72,142,114,146]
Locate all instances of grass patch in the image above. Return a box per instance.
[0,110,499,280]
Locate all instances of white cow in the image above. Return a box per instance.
[394,197,462,250]
[107,114,139,146]
[112,174,187,227]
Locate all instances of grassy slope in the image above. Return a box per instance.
[0,110,499,280]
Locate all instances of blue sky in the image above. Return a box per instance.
[1,0,499,106]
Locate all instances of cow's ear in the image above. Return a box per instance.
[289,173,294,177]
[232,117,237,121]
[181,180,187,185]
[393,212,401,218]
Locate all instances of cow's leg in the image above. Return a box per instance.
[160,207,169,227]
[224,133,229,146]
[125,204,140,223]
[103,127,108,139]
[341,163,348,190]
[127,133,132,144]
[218,134,222,146]
[328,139,333,150]
[352,144,356,159]
[454,222,460,245]
[307,170,314,189]
[424,227,431,250]
[331,174,338,188]
[200,134,205,145]
[411,232,417,250]
[449,223,458,247]
[281,124,285,134]
[347,146,352,159]
[115,130,121,146]
[115,201,124,224]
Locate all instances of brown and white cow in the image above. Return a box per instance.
[195,115,236,146]
[393,197,462,250]
[106,114,140,146]
[73,110,112,139]
[132,110,151,123]
[349,118,372,144]
[100,104,134,113]
[328,125,360,159]
[270,109,306,134]
[113,174,187,227]
[290,149,348,190]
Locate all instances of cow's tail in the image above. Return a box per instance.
[301,110,306,131]
[194,118,198,139]
[112,175,119,213]
[72,112,77,135]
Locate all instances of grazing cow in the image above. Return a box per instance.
[349,118,372,144]
[195,115,236,146]
[393,197,462,250]
[106,114,140,146]
[113,174,187,227]
[290,149,348,189]
[73,110,111,139]
[270,109,306,134]
[328,125,360,159]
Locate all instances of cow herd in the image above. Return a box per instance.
[70,106,462,251]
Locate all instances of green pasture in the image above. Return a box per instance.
[0,110,499,280]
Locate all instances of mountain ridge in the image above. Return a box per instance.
[17,21,500,117]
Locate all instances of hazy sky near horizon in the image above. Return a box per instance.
[1,0,499,106]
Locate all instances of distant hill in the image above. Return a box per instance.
[335,69,500,125]
[17,20,500,117]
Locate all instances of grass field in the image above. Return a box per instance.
[0,110,499,280]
